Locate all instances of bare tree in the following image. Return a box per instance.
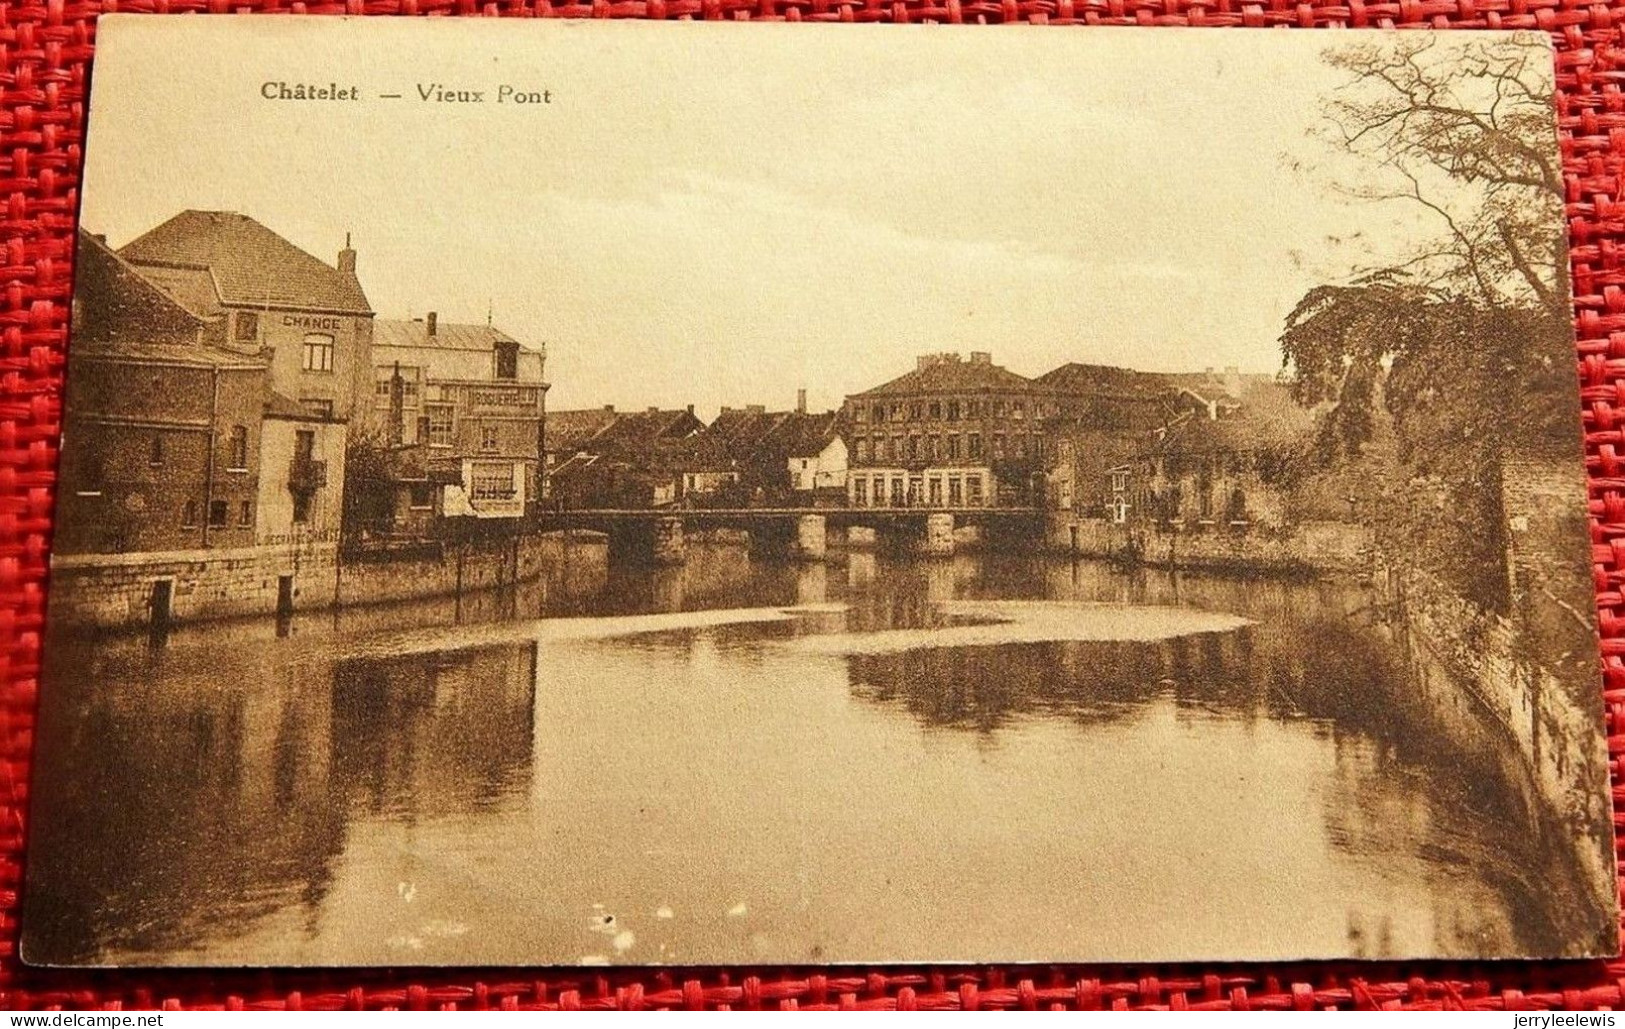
[1315,32,1565,319]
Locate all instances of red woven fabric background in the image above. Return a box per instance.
[3,3,1625,1013]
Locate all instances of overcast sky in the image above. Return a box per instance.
[81,18,1539,416]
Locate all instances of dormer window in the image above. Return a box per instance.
[234,311,259,343]
[495,340,519,380]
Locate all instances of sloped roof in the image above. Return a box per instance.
[1159,380,1313,455]
[72,338,262,369]
[119,210,372,315]
[374,318,537,353]
[549,407,622,451]
[853,358,1043,398]
[590,408,703,451]
[264,390,329,422]
[1038,363,1172,400]
[686,409,840,468]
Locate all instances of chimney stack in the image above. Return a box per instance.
[969,351,992,366]
[603,404,615,412]
[338,232,357,275]
[686,404,695,416]
[1224,365,1241,397]
[796,388,807,414]
[426,311,438,337]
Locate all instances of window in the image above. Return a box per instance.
[294,430,316,463]
[888,403,902,423]
[182,500,197,526]
[234,311,259,343]
[149,433,165,467]
[495,340,520,380]
[301,333,335,373]
[907,435,919,460]
[853,478,868,506]
[471,462,517,501]
[410,483,435,510]
[238,499,252,526]
[946,400,960,422]
[292,492,311,524]
[927,435,939,461]
[948,476,963,506]
[968,401,982,418]
[929,402,941,420]
[208,499,228,527]
[1013,435,1026,459]
[993,433,1006,459]
[889,477,905,507]
[480,424,500,452]
[909,402,924,420]
[1111,469,1130,493]
[228,425,248,469]
[946,434,960,460]
[968,433,982,459]
[873,404,886,424]
[967,475,984,505]
[853,406,866,424]
[855,438,870,462]
[375,379,393,407]
[929,477,943,506]
[871,476,884,507]
[891,435,903,460]
[1013,401,1025,420]
[426,404,454,447]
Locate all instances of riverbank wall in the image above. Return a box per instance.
[1377,564,1615,951]
[1045,515,1371,575]
[47,531,607,630]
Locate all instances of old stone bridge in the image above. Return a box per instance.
[532,506,1044,564]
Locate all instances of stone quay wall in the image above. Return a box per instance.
[48,531,598,630]
[1046,515,1371,575]
[1377,565,1614,941]
[49,539,340,629]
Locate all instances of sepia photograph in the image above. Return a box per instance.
[21,16,1617,965]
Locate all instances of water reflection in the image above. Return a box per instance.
[22,545,1576,965]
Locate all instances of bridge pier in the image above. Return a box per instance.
[793,514,827,561]
[919,513,955,558]
[652,516,686,566]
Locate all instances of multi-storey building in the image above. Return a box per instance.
[56,234,268,554]
[842,352,1053,508]
[119,210,375,424]
[372,313,547,518]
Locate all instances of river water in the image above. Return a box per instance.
[24,545,1561,965]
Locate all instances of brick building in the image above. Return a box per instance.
[55,234,268,554]
[372,313,547,519]
[689,395,848,504]
[842,352,1052,508]
[1038,363,1178,521]
[548,406,705,509]
[119,210,375,424]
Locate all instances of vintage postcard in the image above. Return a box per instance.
[22,17,1615,965]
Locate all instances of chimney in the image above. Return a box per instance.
[648,405,659,413]
[426,311,438,337]
[603,404,615,412]
[747,404,766,416]
[686,404,695,416]
[338,232,357,275]
[796,388,807,414]
[1224,365,1241,396]
[969,351,992,366]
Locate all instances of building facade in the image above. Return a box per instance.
[372,313,547,519]
[118,210,376,425]
[56,236,269,555]
[842,352,1052,508]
